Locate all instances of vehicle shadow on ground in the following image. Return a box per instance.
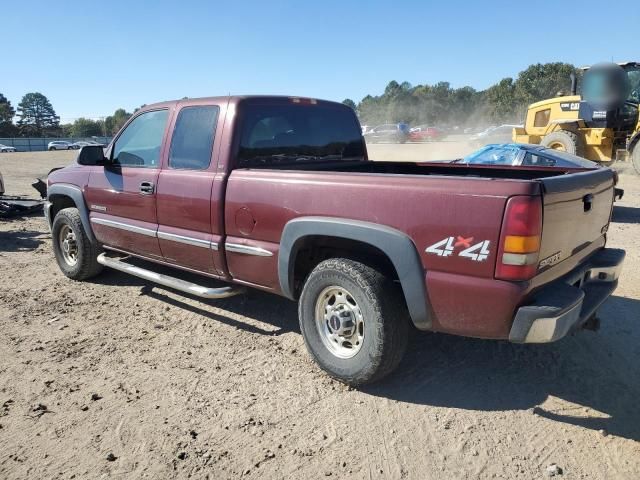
[0,229,45,252]
[93,266,299,336]
[89,260,640,441]
[365,294,640,442]
[612,205,640,224]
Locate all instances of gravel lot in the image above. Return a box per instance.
[1,148,639,479]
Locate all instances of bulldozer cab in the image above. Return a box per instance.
[514,62,640,166]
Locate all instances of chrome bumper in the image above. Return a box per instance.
[509,248,625,343]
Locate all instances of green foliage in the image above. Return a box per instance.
[16,92,60,136]
[514,63,577,109]
[357,80,484,127]
[70,117,104,137]
[341,98,357,111]
[104,108,132,135]
[355,62,578,127]
[0,93,17,136]
[486,78,517,123]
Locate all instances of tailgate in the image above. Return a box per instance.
[538,168,614,271]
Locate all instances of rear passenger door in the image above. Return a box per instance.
[156,103,222,275]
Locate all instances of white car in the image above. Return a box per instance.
[71,141,105,149]
[470,125,522,145]
[48,141,74,151]
[0,144,17,152]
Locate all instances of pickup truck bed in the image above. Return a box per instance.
[45,95,625,385]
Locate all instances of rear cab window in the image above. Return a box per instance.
[236,101,365,168]
[169,105,219,170]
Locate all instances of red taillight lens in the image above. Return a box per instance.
[495,196,543,281]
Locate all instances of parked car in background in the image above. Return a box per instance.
[48,141,74,151]
[408,125,446,142]
[0,144,17,152]
[363,123,410,143]
[459,144,624,200]
[470,125,522,146]
[71,141,106,149]
[460,143,599,168]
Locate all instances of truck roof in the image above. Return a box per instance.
[139,95,343,111]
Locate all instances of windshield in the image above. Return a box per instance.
[626,65,640,104]
[237,102,365,168]
[462,144,521,165]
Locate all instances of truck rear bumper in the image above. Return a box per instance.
[509,248,625,343]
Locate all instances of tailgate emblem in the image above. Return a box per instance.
[539,251,561,269]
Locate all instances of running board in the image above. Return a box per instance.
[97,253,244,299]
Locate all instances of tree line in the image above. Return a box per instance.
[0,92,132,138]
[342,62,578,127]
[1,62,579,138]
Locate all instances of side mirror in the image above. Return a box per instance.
[77,145,108,166]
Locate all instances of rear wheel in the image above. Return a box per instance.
[298,258,409,385]
[541,130,584,156]
[52,208,103,280]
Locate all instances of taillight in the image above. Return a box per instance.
[495,196,542,281]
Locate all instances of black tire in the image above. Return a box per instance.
[541,130,585,156]
[48,147,55,151]
[632,144,640,175]
[298,258,410,385]
[51,207,103,280]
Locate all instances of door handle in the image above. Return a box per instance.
[139,181,155,195]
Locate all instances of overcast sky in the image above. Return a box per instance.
[4,0,638,123]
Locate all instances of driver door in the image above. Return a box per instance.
[85,108,173,259]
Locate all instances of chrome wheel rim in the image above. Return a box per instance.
[59,224,78,266]
[315,286,365,359]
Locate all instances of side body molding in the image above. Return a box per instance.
[47,183,97,244]
[279,217,432,330]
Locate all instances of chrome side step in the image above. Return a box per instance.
[97,253,244,299]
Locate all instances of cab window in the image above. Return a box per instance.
[112,110,169,167]
[169,106,219,170]
[534,109,551,127]
[237,103,365,167]
[522,153,556,167]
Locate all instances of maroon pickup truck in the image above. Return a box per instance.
[45,96,625,385]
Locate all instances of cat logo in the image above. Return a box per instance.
[560,102,580,111]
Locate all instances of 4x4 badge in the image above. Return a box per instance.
[425,236,490,262]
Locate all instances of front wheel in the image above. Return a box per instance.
[298,258,409,385]
[52,207,103,280]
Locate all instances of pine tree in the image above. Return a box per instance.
[0,93,16,136]
[16,92,60,136]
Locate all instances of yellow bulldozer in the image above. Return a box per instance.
[513,62,640,172]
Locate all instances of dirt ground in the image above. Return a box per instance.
[1,147,639,479]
